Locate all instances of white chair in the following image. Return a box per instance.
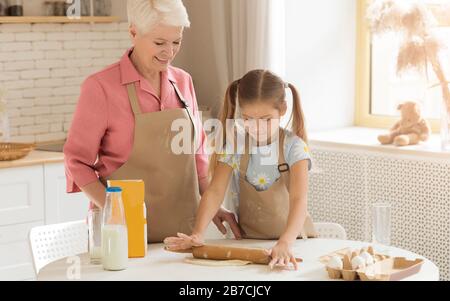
[29,220,88,275]
[314,222,347,240]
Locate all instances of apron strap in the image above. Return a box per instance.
[239,128,289,180]
[170,80,198,152]
[277,129,289,173]
[126,83,142,115]
[170,80,189,108]
[238,133,251,179]
[125,80,198,151]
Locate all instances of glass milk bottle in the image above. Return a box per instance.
[102,187,128,271]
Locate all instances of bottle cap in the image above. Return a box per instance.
[106,187,122,193]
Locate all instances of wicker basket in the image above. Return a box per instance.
[0,143,35,161]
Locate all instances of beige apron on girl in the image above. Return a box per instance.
[102,81,200,243]
[238,129,318,240]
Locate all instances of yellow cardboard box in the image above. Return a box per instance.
[107,180,147,258]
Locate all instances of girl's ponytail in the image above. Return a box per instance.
[287,83,308,143]
[209,79,240,177]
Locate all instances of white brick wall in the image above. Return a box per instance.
[0,22,131,143]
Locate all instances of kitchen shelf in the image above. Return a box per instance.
[0,16,120,24]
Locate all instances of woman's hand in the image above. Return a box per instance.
[213,207,243,240]
[81,181,107,209]
[163,233,205,251]
[265,240,298,270]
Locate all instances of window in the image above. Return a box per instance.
[355,0,450,132]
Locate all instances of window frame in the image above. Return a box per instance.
[355,0,450,133]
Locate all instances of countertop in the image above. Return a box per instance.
[0,150,64,169]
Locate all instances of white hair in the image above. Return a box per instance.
[127,0,190,34]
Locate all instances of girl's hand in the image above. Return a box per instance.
[265,240,298,270]
[163,233,205,251]
[212,207,243,240]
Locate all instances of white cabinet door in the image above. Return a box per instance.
[44,163,90,224]
[0,165,45,226]
[0,221,43,281]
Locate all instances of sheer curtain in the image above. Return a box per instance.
[210,0,286,96]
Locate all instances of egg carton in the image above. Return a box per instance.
[319,246,384,281]
[319,246,423,281]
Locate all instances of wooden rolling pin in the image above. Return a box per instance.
[167,244,303,265]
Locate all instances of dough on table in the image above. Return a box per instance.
[184,257,252,266]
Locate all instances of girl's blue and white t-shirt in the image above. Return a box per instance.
[218,129,312,209]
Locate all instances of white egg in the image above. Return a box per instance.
[360,251,374,265]
[327,255,343,270]
[351,256,366,270]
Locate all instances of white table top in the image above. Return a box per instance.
[37,238,439,281]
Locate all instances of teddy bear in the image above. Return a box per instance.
[378,101,431,147]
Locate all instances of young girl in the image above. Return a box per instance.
[164,70,317,270]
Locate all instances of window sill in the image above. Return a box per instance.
[309,126,450,160]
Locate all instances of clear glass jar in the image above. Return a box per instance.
[6,0,23,16]
[80,0,90,16]
[0,112,10,143]
[102,187,128,271]
[94,0,111,16]
[371,203,391,247]
[53,0,65,16]
[426,82,450,151]
[439,83,450,152]
[88,208,102,264]
[441,95,450,152]
[43,1,54,16]
[0,93,9,142]
[0,0,7,16]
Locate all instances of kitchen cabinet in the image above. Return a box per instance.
[44,162,90,224]
[0,165,45,226]
[0,156,89,280]
[0,222,43,281]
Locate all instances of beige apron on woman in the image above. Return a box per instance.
[102,81,200,243]
[238,129,318,240]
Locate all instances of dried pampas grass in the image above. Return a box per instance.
[397,35,444,75]
[397,38,427,74]
[367,0,407,33]
[402,3,437,37]
[368,0,450,114]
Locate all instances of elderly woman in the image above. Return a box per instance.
[64,0,240,243]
